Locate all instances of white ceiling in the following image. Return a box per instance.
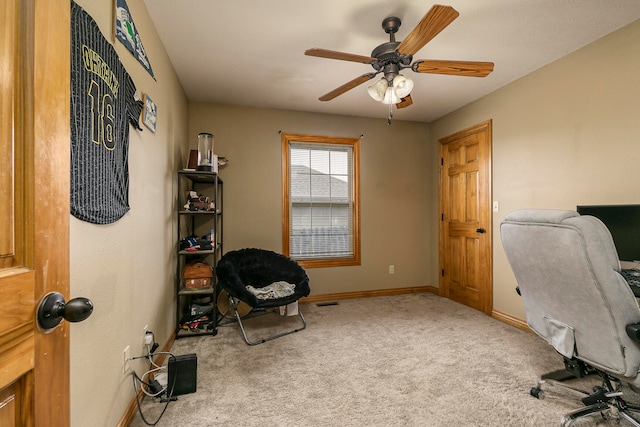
[143,0,640,123]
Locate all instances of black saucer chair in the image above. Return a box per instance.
[215,248,310,345]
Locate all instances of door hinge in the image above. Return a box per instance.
[441,213,444,221]
[441,158,444,166]
[441,269,445,277]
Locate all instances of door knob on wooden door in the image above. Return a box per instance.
[476,228,486,233]
[36,292,93,332]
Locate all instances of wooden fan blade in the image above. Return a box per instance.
[305,48,376,64]
[412,60,494,77]
[319,73,377,101]
[397,5,459,56]
[396,94,413,109]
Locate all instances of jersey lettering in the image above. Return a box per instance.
[88,80,116,150]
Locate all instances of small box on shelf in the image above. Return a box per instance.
[182,261,213,289]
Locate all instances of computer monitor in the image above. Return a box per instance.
[577,204,640,263]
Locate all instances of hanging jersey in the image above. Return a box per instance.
[70,0,142,224]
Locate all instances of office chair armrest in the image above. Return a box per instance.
[626,323,640,343]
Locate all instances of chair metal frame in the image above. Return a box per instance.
[226,294,306,346]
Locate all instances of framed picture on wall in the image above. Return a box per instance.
[143,93,157,133]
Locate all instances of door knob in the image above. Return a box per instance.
[36,292,93,333]
[476,227,486,233]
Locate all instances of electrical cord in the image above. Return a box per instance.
[133,368,165,397]
[131,350,177,426]
[141,341,165,396]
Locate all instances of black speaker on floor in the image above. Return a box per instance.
[167,353,197,397]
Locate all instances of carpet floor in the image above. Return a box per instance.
[129,293,640,426]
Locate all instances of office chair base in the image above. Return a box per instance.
[560,399,640,427]
[532,369,640,427]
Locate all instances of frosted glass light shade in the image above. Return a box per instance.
[392,74,414,98]
[367,78,388,102]
[382,87,400,105]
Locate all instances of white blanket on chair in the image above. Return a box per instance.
[246,281,295,300]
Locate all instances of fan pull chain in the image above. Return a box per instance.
[387,101,393,125]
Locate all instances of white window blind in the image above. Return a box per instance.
[289,143,354,259]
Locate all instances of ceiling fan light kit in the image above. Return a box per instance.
[367,74,413,105]
[305,4,494,118]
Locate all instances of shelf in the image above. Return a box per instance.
[179,170,222,184]
[178,248,216,256]
[177,311,217,338]
[176,326,218,338]
[177,327,217,338]
[178,243,221,256]
[178,210,220,215]
[176,170,222,339]
[178,286,214,296]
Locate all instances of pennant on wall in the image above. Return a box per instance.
[115,0,155,80]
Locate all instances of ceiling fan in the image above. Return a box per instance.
[305,4,494,112]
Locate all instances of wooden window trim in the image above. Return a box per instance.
[281,133,361,268]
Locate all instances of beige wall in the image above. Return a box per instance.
[431,19,640,319]
[69,1,188,425]
[188,104,434,294]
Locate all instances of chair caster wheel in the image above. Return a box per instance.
[531,387,544,399]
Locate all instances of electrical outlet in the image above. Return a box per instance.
[145,331,154,346]
[389,265,395,274]
[143,325,149,348]
[123,346,130,374]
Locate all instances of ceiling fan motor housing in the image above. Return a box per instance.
[371,41,412,80]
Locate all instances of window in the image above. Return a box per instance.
[282,133,360,268]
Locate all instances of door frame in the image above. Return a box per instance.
[1,0,71,424]
[438,120,493,315]
[32,0,71,422]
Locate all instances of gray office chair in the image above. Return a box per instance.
[501,209,640,426]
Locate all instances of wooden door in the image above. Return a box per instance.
[0,0,70,425]
[439,120,492,314]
